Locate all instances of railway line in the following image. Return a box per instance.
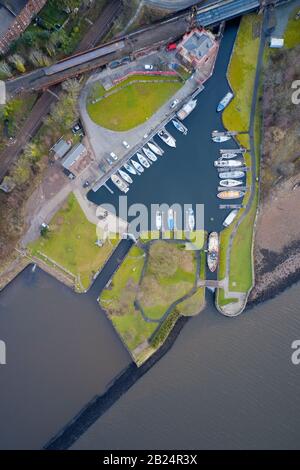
[5,0,288,98]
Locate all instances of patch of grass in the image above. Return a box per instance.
[284,8,300,49]
[217,289,238,307]
[87,74,182,131]
[29,193,118,291]
[217,14,261,299]
[99,245,157,353]
[223,14,261,137]
[138,242,196,320]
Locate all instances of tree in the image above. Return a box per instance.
[8,54,26,73]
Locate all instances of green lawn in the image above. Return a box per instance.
[223,14,261,146]
[217,14,262,304]
[87,74,182,131]
[284,8,300,48]
[138,242,196,320]
[28,193,118,291]
[100,240,199,364]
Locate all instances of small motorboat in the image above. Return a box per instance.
[217,190,245,200]
[131,159,144,173]
[172,119,187,135]
[214,159,242,167]
[223,209,239,227]
[158,128,176,147]
[212,135,231,143]
[156,211,162,231]
[217,92,234,112]
[118,169,133,184]
[167,209,175,230]
[143,146,157,162]
[111,174,129,193]
[219,179,243,187]
[218,171,245,179]
[124,162,137,175]
[137,152,150,168]
[186,208,195,231]
[148,141,164,156]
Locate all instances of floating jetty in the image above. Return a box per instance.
[218,186,248,192]
[220,148,246,154]
[216,166,249,172]
[219,204,245,209]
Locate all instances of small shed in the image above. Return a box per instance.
[62,143,89,177]
[52,139,72,159]
[270,37,284,48]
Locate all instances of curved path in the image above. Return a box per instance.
[218,8,269,317]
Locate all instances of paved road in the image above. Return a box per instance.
[0,0,122,182]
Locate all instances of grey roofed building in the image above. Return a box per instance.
[62,143,87,171]
[183,31,214,58]
[52,139,72,159]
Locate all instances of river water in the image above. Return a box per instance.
[1,20,300,450]
[72,283,300,450]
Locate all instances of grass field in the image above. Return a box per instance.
[284,7,300,49]
[138,242,196,320]
[217,14,262,306]
[100,240,200,364]
[29,193,118,291]
[87,74,182,131]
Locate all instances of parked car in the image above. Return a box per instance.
[144,64,153,70]
[72,122,83,135]
[122,140,130,149]
[83,180,90,188]
[170,99,179,109]
[105,155,114,165]
[110,152,118,161]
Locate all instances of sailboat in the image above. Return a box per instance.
[131,159,144,173]
[148,141,164,156]
[118,169,133,184]
[143,147,157,162]
[137,152,150,168]
[124,162,137,175]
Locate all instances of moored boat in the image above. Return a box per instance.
[218,170,245,179]
[167,209,175,230]
[219,179,243,187]
[217,190,245,200]
[207,232,219,272]
[177,99,197,120]
[158,128,176,147]
[172,119,187,135]
[131,159,144,173]
[111,174,129,193]
[143,146,157,162]
[137,152,150,168]
[156,211,162,231]
[124,162,137,175]
[223,209,239,227]
[220,153,238,159]
[217,92,234,112]
[118,169,133,184]
[214,159,242,167]
[186,208,195,231]
[212,135,231,143]
[148,141,164,156]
